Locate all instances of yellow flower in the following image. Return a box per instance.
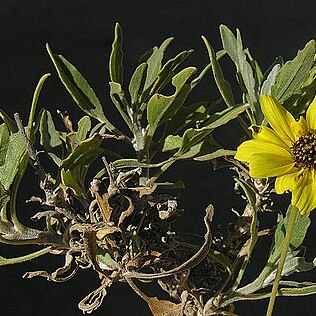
[235,94,316,215]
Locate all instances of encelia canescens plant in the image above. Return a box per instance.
[1,23,316,315]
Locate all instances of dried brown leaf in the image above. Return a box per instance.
[118,196,135,227]
[96,226,120,239]
[131,182,157,197]
[23,251,78,282]
[238,228,271,258]
[78,284,107,314]
[146,297,182,316]
[126,278,181,316]
[58,110,73,132]
[96,192,112,222]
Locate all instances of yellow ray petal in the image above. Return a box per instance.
[235,139,291,163]
[248,152,295,178]
[306,94,316,131]
[291,116,308,139]
[275,169,302,194]
[260,95,296,145]
[291,170,316,215]
[251,125,289,149]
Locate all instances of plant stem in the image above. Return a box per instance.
[266,205,298,316]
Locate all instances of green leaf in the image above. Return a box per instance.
[112,158,143,169]
[220,25,259,121]
[96,248,118,270]
[61,168,85,197]
[0,109,17,133]
[0,131,25,190]
[194,149,236,161]
[233,177,256,207]
[260,64,281,95]
[147,49,194,98]
[0,124,10,165]
[28,73,51,140]
[286,213,311,249]
[202,36,235,107]
[201,104,249,130]
[175,129,211,157]
[129,62,148,105]
[161,135,182,152]
[40,110,62,151]
[77,116,91,142]
[271,206,311,262]
[109,82,134,131]
[175,104,247,157]
[61,134,103,170]
[109,23,124,84]
[164,101,215,135]
[0,247,51,266]
[46,44,107,124]
[272,40,316,102]
[220,24,239,65]
[278,285,316,296]
[263,252,316,286]
[179,142,210,160]
[39,110,62,165]
[147,67,197,139]
[143,38,174,91]
[0,181,10,223]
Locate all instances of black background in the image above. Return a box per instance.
[1,1,316,315]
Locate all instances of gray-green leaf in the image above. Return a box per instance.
[260,64,281,95]
[109,23,124,84]
[143,38,174,91]
[147,67,197,140]
[46,44,107,123]
[220,25,259,121]
[164,101,215,136]
[202,36,235,107]
[0,131,25,190]
[40,110,62,151]
[272,40,316,102]
[128,63,148,105]
[61,134,103,170]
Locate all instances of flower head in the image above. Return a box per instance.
[235,95,316,215]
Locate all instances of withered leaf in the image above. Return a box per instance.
[96,226,120,240]
[23,252,77,282]
[126,278,181,316]
[146,297,182,316]
[78,285,107,314]
[118,196,135,227]
[238,228,271,258]
[94,191,112,222]
[131,182,157,197]
[58,110,73,132]
[124,204,214,279]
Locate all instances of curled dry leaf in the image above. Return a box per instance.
[126,277,182,316]
[23,251,78,282]
[131,182,157,197]
[146,297,182,316]
[78,284,108,314]
[118,196,135,227]
[124,204,214,279]
[237,228,272,258]
[96,226,121,240]
[95,192,112,222]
